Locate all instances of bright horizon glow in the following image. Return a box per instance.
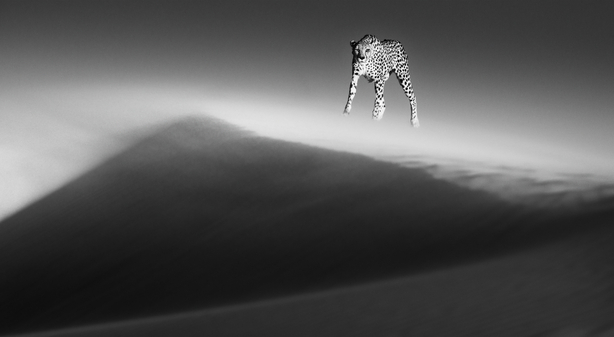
[204,93,614,179]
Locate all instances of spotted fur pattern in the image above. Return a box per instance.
[343,34,419,127]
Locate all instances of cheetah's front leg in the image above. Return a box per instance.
[372,79,386,120]
[344,73,360,115]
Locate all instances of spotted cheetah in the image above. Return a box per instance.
[343,34,419,127]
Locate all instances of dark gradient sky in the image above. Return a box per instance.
[1,0,614,218]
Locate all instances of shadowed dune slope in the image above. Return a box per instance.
[1,116,613,335]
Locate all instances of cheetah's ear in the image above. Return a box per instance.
[350,40,357,48]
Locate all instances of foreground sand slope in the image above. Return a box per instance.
[1,116,613,336]
[12,224,614,337]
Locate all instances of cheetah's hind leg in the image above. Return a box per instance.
[395,67,419,127]
[372,80,386,120]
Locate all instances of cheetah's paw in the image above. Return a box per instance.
[372,106,385,120]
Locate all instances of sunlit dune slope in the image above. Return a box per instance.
[1,116,611,335]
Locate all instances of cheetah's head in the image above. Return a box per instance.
[350,34,379,62]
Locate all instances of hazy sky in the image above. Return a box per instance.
[1,0,614,219]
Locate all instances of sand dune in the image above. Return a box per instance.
[1,116,613,336]
[9,225,614,337]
